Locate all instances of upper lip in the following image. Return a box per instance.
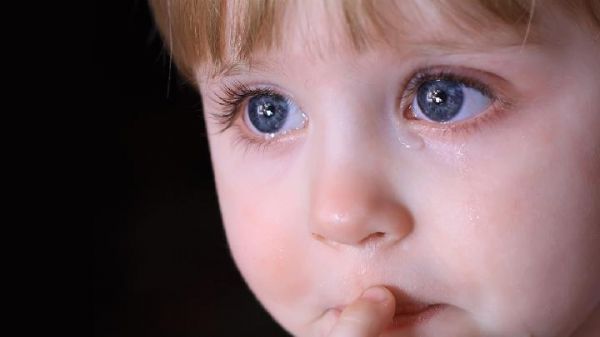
[325,282,444,318]
[394,301,435,315]
[332,299,437,316]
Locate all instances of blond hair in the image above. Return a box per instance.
[148,0,600,82]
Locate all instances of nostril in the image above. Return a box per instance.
[311,231,386,248]
[358,232,386,245]
[311,233,326,241]
[310,232,343,249]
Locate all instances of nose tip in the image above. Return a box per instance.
[309,186,414,248]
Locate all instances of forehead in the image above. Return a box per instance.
[203,0,536,78]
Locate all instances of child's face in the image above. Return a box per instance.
[197,2,600,336]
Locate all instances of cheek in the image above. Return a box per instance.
[224,201,311,305]
[438,101,600,333]
[211,152,317,329]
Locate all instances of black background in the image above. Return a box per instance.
[93,1,288,336]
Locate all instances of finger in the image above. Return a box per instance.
[327,286,396,337]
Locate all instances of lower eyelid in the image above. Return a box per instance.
[405,98,512,141]
[213,69,516,149]
[400,67,518,138]
[228,121,307,156]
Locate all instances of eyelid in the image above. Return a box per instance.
[243,94,307,136]
[209,81,308,153]
[399,66,516,140]
[210,81,279,133]
[401,66,495,105]
[208,66,518,153]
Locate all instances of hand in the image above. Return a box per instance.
[327,286,396,337]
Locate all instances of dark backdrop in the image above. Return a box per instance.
[93,1,288,336]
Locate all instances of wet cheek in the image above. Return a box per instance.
[449,117,600,333]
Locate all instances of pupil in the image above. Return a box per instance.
[428,89,446,104]
[258,103,274,117]
[248,94,289,133]
[417,80,464,122]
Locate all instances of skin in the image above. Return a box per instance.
[196,2,600,336]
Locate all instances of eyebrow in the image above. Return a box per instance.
[206,32,539,80]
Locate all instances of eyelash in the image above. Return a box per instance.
[400,67,511,140]
[209,67,511,150]
[211,83,295,154]
[212,83,278,131]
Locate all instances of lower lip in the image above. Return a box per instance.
[384,304,446,332]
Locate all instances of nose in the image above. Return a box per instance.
[305,82,415,248]
[308,165,414,248]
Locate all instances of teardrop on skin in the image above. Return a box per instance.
[398,130,425,150]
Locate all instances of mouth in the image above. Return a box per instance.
[386,303,446,331]
[329,302,447,332]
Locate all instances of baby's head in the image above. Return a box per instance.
[149,1,600,336]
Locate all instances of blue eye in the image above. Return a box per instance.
[245,94,306,136]
[412,79,491,123]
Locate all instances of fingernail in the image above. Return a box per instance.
[361,287,388,303]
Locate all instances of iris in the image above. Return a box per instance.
[417,80,464,122]
[247,94,290,133]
